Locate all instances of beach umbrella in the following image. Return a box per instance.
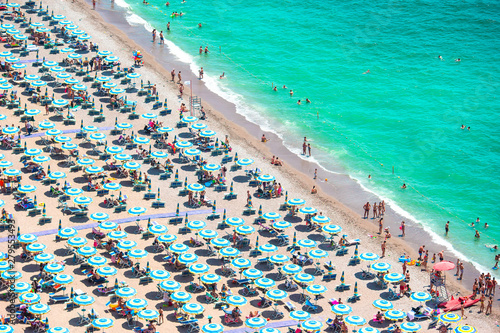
[181,116,198,123]
[102,82,117,89]
[87,256,107,267]
[77,158,95,166]
[236,225,255,235]
[297,239,317,248]
[308,249,328,259]
[272,221,292,230]
[148,224,168,235]
[25,108,41,116]
[11,282,31,294]
[56,73,72,80]
[104,56,119,62]
[191,123,207,130]
[187,220,206,230]
[0,161,13,169]
[34,253,54,263]
[64,78,79,85]
[53,14,67,20]
[0,51,12,57]
[18,233,38,243]
[312,215,331,224]
[290,310,311,321]
[115,287,137,298]
[65,188,83,196]
[123,161,141,170]
[254,278,276,289]
[189,263,210,275]
[82,125,98,132]
[33,156,51,164]
[96,76,111,83]
[28,303,50,316]
[51,99,69,108]
[258,244,278,254]
[360,252,380,261]
[137,309,159,321]
[257,174,275,182]
[128,206,146,216]
[0,262,13,272]
[26,243,46,253]
[268,254,290,265]
[202,163,221,172]
[293,273,315,284]
[92,318,114,330]
[198,229,218,239]
[384,310,406,321]
[46,129,63,136]
[184,148,201,157]
[287,198,306,206]
[174,140,193,149]
[151,151,168,159]
[245,317,267,330]
[127,72,141,79]
[454,326,476,333]
[128,249,148,260]
[400,322,421,332]
[157,126,173,133]
[200,273,222,284]
[282,264,302,275]
[199,130,216,138]
[225,217,244,227]
[384,273,405,283]
[262,212,281,220]
[141,113,157,120]
[439,313,462,323]
[226,295,248,306]
[231,258,251,270]
[236,158,254,166]
[242,268,263,280]
[299,207,317,215]
[73,196,93,206]
[301,320,323,331]
[169,243,189,254]
[159,280,181,292]
[73,295,95,307]
[54,135,72,143]
[47,328,70,333]
[359,328,379,333]
[115,122,132,130]
[106,146,124,155]
[48,171,66,180]
[61,143,78,150]
[182,303,205,315]
[410,292,432,302]
[148,270,170,281]
[53,274,74,285]
[89,132,106,141]
[2,127,18,135]
[24,148,42,156]
[372,299,393,310]
[306,284,327,295]
[67,237,87,248]
[171,291,192,303]
[331,304,352,316]
[19,293,41,304]
[344,315,366,327]
[133,136,150,145]
[3,169,21,177]
[113,153,132,161]
[210,238,230,248]
[96,266,117,277]
[126,298,148,310]
[44,263,65,275]
[97,50,113,57]
[178,253,198,265]
[371,262,391,272]
[266,289,287,301]
[108,230,128,240]
[158,234,177,243]
[220,247,240,258]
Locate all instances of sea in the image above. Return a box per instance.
[110,0,500,273]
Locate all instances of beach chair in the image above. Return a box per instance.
[277,234,289,246]
[205,292,218,303]
[224,192,238,200]
[48,293,70,303]
[304,299,318,312]
[322,273,337,282]
[284,302,296,312]
[206,244,217,257]
[189,281,204,292]
[348,256,360,266]
[347,291,361,302]
[336,247,348,256]
[335,283,351,291]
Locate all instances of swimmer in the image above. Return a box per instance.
[455,58,461,62]
[485,222,489,228]
[273,86,277,92]
[475,230,480,239]
[282,85,287,89]
[368,175,371,179]
[363,70,370,74]
[166,2,169,5]
[198,23,202,28]
[167,22,170,31]
[467,126,470,131]
[461,125,465,129]
[219,72,225,79]
[306,98,311,103]
[199,46,203,54]
[204,46,209,53]
[438,55,443,60]
[401,183,407,189]
[289,90,293,97]
[297,100,301,105]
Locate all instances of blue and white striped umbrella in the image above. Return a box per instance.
[87,256,107,267]
[43,60,58,67]
[266,289,287,300]
[182,303,205,315]
[171,291,192,303]
[108,230,128,240]
[258,244,278,254]
[157,126,174,133]
[34,253,54,263]
[113,153,132,161]
[371,262,391,272]
[46,129,62,136]
[290,310,311,321]
[48,327,70,333]
[12,281,31,293]
[126,298,148,310]
[67,237,87,247]
[272,221,292,230]
[220,247,240,257]
[61,143,78,150]
[52,99,69,107]
[454,326,476,333]
[0,51,12,57]
[104,56,119,62]
[245,317,267,330]
[128,249,148,260]
[169,243,189,254]
[184,148,201,156]
[13,34,28,41]
[399,322,421,332]
[92,318,114,329]
[384,273,405,283]
[49,66,65,73]
[308,249,328,259]
[360,252,380,261]
[54,135,72,143]
[95,76,111,83]
[257,174,275,182]
[372,299,393,310]
[269,254,290,264]
[306,284,327,295]
[92,214,112,223]
[64,78,79,85]
[25,108,41,116]
[225,217,244,227]
[262,212,281,220]
[159,280,181,292]
[210,238,230,248]
[301,320,323,331]
[3,169,21,177]
[287,198,306,206]
[0,161,13,168]
[96,266,117,277]
[331,304,352,315]
[174,140,193,149]
[65,188,83,196]
[359,328,380,333]
[71,29,86,36]
[297,239,317,248]
[312,215,331,224]
[56,72,72,80]
[410,292,432,302]
[102,82,117,89]
[48,171,66,180]
[77,158,94,166]
[89,133,106,141]
[133,136,150,145]
[97,50,113,57]
[200,274,222,284]
[138,309,159,321]
[115,287,137,298]
[2,127,18,135]
[236,225,255,235]
[106,146,124,155]
[187,220,206,230]
[158,234,177,243]
[77,246,97,257]
[299,207,317,215]
[53,274,74,285]
[236,158,254,166]
[7,3,20,8]
[199,130,216,138]
[293,273,315,284]
[128,207,146,215]
[282,264,302,275]
[141,113,157,119]
[191,123,207,130]
[149,270,170,281]
[43,263,65,274]
[202,163,221,172]
[344,316,367,327]
[198,229,218,239]
[254,278,276,289]
[18,233,38,243]
[82,125,98,132]
[33,156,51,164]
[151,151,168,159]
[189,263,210,275]
[148,224,168,235]
[225,295,248,306]
[73,196,93,205]
[439,313,462,323]
[30,80,47,88]
[231,258,251,269]
[115,122,132,130]
[0,82,13,89]
[178,253,198,264]
[384,310,406,321]
[242,268,263,279]
[26,243,46,253]
[73,295,95,306]
[24,148,42,156]
[181,116,198,123]
[19,293,41,304]
[123,161,141,170]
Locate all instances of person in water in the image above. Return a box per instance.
[306,98,311,103]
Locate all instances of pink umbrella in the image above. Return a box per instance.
[433,261,455,271]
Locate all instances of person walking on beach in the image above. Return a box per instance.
[307,143,311,157]
[400,221,405,237]
[171,69,175,81]
[455,259,460,276]
[381,241,386,258]
[445,221,449,236]
[199,67,204,79]
[402,260,407,275]
[302,141,307,155]
[459,262,464,280]
[373,203,378,219]
[363,202,371,219]
[152,29,156,42]
[485,296,493,315]
[479,294,485,313]
[378,218,384,234]
[178,71,182,84]
[418,245,425,260]
[314,169,317,180]
[159,31,164,44]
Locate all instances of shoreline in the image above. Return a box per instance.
[80,0,495,294]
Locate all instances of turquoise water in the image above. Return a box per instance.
[118,0,500,271]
